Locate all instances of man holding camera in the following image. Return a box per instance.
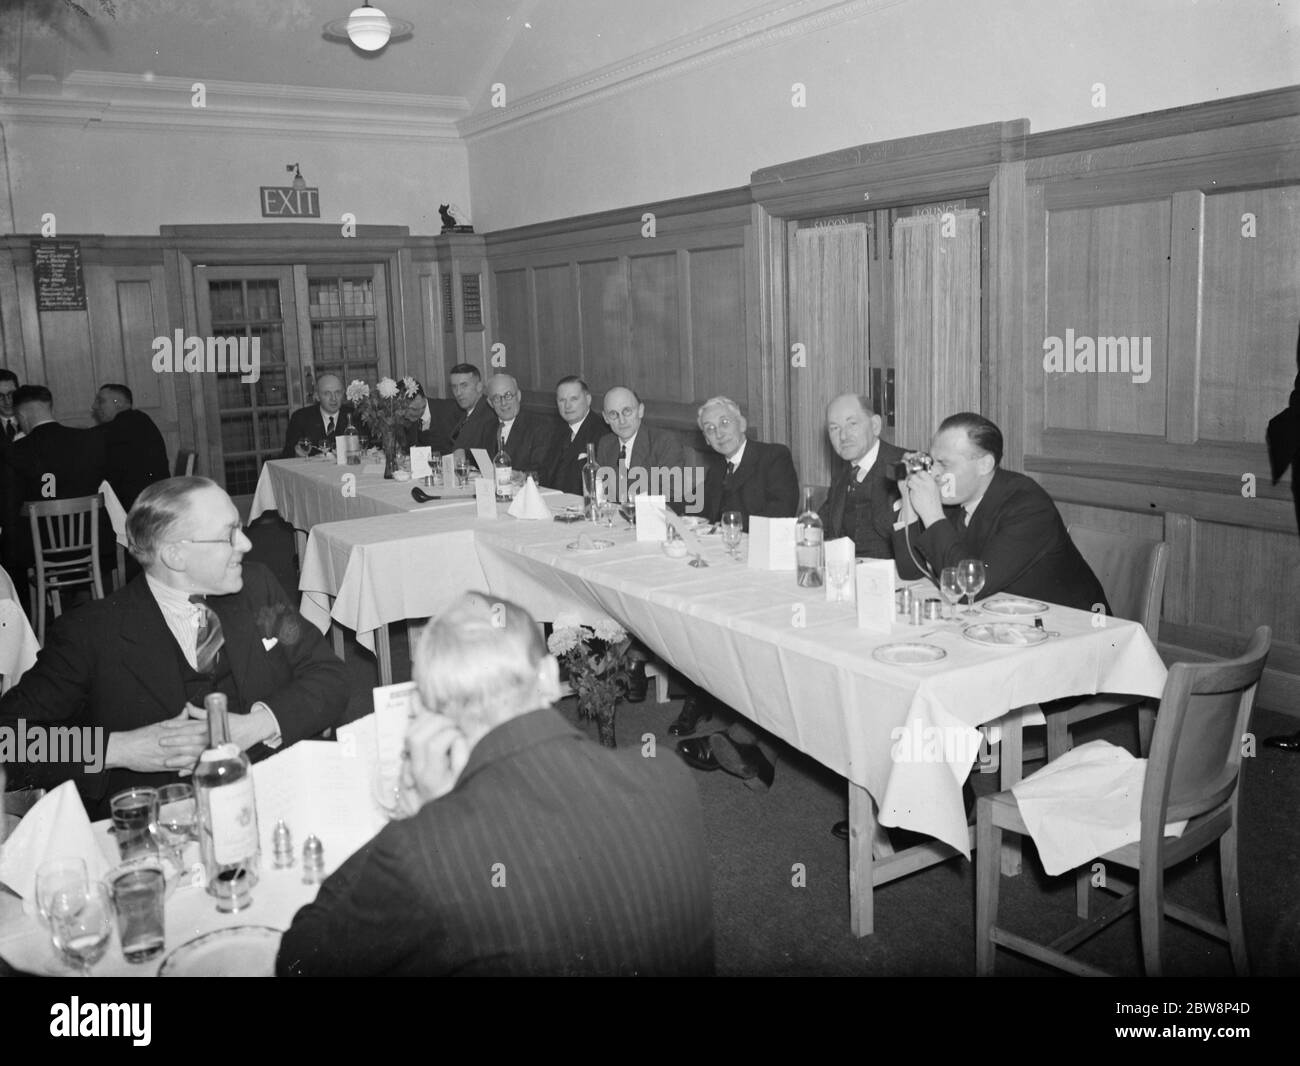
[891,412,1106,612]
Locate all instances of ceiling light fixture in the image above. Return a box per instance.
[324,2,414,52]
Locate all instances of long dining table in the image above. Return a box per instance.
[288,465,1168,935]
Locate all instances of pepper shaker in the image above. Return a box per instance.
[302,835,325,885]
[272,819,294,869]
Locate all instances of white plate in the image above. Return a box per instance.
[981,596,1049,616]
[679,516,710,531]
[962,622,1050,647]
[158,925,282,977]
[566,538,614,552]
[872,642,947,664]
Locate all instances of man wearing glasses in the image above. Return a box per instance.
[0,477,349,817]
[593,386,688,509]
[483,373,561,482]
[697,396,798,531]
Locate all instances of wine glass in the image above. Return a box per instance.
[958,558,986,617]
[156,783,196,868]
[49,881,113,977]
[939,567,964,622]
[35,858,87,929]
[454,456,470,487]
[720,511,743,560]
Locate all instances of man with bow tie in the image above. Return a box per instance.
[0,477,348,817]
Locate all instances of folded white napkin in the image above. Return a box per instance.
[508,477,552,520]
[0,781,113,913]
[98,480,128,548]
[1010,740,1186,876]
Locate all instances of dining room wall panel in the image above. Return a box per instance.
[577,258,631,393]
[628,253,684,402]
[687,245,748,410]
[1191,521,1300,646]
[493,268,533,386]
[532,264,579,395]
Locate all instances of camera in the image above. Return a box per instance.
[887,452,934,481]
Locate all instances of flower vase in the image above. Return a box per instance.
[594,701,617,748]
[382,434,399,480]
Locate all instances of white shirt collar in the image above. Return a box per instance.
[853,440,881,481]
[725,440,747,470]
[420,405,432,430]
[499,417,516,441]
[568,411,590,439]
[319,407,339,429]
[145,572,201,614]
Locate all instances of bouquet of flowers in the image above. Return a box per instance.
[547,614,632,739]
[346,376,420,475]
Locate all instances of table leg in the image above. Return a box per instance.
[375,623,392,687]
[998,713,1024,877]
[848,781,876,937]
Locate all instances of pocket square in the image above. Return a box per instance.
[262,637,278,651]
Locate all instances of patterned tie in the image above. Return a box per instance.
[618,444,628,502]
[326,416,335,438]
[724,460,735,482]
[189,596,225,676]
[4,420,14,442]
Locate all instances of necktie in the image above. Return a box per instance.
[954,509,969,534]
[842,467,863,538]
[618,444,628,501]
[724,460,735,481]
[4,420,14,442]
[189,596,225,676]
[451,413,467,442]
[326,416,335,437]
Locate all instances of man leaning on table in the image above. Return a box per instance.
[0,477,349,817]
[281,373,348,458]
[276,594,714,977]
[891,412,1107,612]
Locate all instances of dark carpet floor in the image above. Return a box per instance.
[247,515,1300,978]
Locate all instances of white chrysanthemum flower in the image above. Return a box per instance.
[376,378,399,399]
[591,619,626,643]
[547,629,580,656]
[552,611,583,631]
[346,380,370,402]
[402,376,419,398]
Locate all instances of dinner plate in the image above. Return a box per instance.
[962,622,1050,647]
[981,596,1050,616]
[872,642,947,664]
[566,537,614,552]
[679,516,711,532]
[157,925,282,977]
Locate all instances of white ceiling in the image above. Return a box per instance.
[0,0,821,115]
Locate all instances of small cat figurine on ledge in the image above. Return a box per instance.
[439,203,474,233]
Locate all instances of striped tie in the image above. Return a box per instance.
[190,596,225,676]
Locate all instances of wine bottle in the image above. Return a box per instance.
[581,450,602,520]
[494,430,513,500]
[342,413,360,465]
[194,693,260,910]
[795,486,824,588]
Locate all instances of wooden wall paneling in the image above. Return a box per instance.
[0,250,24,377]
[1162,512,1193,627]
[577,258,630,398]
[114,276,163,410]
[990,161,1027,471]
[627,252,682,402]
[676,249,694,407]
[1199,185,1300,444]
[492,267,532,384]
[418,268,442,394]
[749,202,786,447]
[1166,191,1205,445]
[532,263,580,395]
[791,223,870,488]
[867,210,893,435]
[892,211,980,455]
[1056,502,1165,542]
[15,260,43,387]
[1024,182,1048,452]
[1193,521,1300,645]
[1035,429,1277,483]
[34,308,92,423]
[1042,199,1171,437]
[687,244,747,416]
[83,264,127,394]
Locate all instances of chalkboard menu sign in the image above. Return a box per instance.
[32,240,87,311]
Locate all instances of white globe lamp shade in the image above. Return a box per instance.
[346,6,392,51]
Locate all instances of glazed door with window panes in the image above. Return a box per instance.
[297,265,390,405]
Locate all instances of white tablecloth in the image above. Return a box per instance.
[0,564,39,694]
[297,503,1169,856]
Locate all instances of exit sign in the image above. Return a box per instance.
[260,186,321,218]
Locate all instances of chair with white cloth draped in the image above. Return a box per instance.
[975,625,1269,977]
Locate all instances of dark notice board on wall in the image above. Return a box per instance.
[32,240,87,311]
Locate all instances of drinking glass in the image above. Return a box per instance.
[50,881,113,977]
[156,783,196,867]
[109,864,166,964]
[455,456,470,487]
[35,858,88,929]
[429,452,443,486]
[958,558,987,616]
[109,787,160,861]
[597,501,618,530]
[720,511,743,560]
[939,566,964,622]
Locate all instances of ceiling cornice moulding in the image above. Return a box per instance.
[0,71,469,143]
[459,0,908,141]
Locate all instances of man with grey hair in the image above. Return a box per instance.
[0,476,348,816]
[484,372,561,480]
[819,392,907,558]
[281,373,348,458]
[277,593,714,977]
[697,396,798,530]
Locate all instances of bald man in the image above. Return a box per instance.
[484,373,561,481]
[593,386,687,510]
[282,374,350,458]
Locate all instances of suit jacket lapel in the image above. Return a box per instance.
[726,443,760,496]
[211,590,259,707]
[118,580,188,717]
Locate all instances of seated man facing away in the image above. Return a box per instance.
[892,412,1108,612]
[0,477,349,817]
[277,594,715,977]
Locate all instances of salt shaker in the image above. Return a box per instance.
[272,819,295,869]
[302,835,325,885]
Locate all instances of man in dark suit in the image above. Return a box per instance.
[280,374,347,458]
[0,369,19,447]
[594,386,688,510]
[546,375,606,494]
[675,397,800,777]
[483,372,560,478]
[892,412,1107,612]
[438,363,497,457]
[697,396,798,529]
[1,385,111,595]
[276,594,714,977]
[0,477,349,816]
[819,393,909,558]
[1264,324,1300,751]
[90,383,169,508]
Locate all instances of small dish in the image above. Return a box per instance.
[872,642,947,664]
[962,622,1050,647]
[566,537,614,552]
[981,596,1050,616]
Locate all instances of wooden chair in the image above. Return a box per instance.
[174,449,196,477]
[25,495,106,644]
[976,625,1270,977]
[1043,526,1169,762]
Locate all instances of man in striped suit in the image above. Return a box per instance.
[277,594,714,977]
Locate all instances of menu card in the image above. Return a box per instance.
[634,495,667,541]
[475,478,497,518]
[409,446,432,479]
[855,559,896,631]
[470,447,494,480]
[442,454,457,485]
[747,517,796,570]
